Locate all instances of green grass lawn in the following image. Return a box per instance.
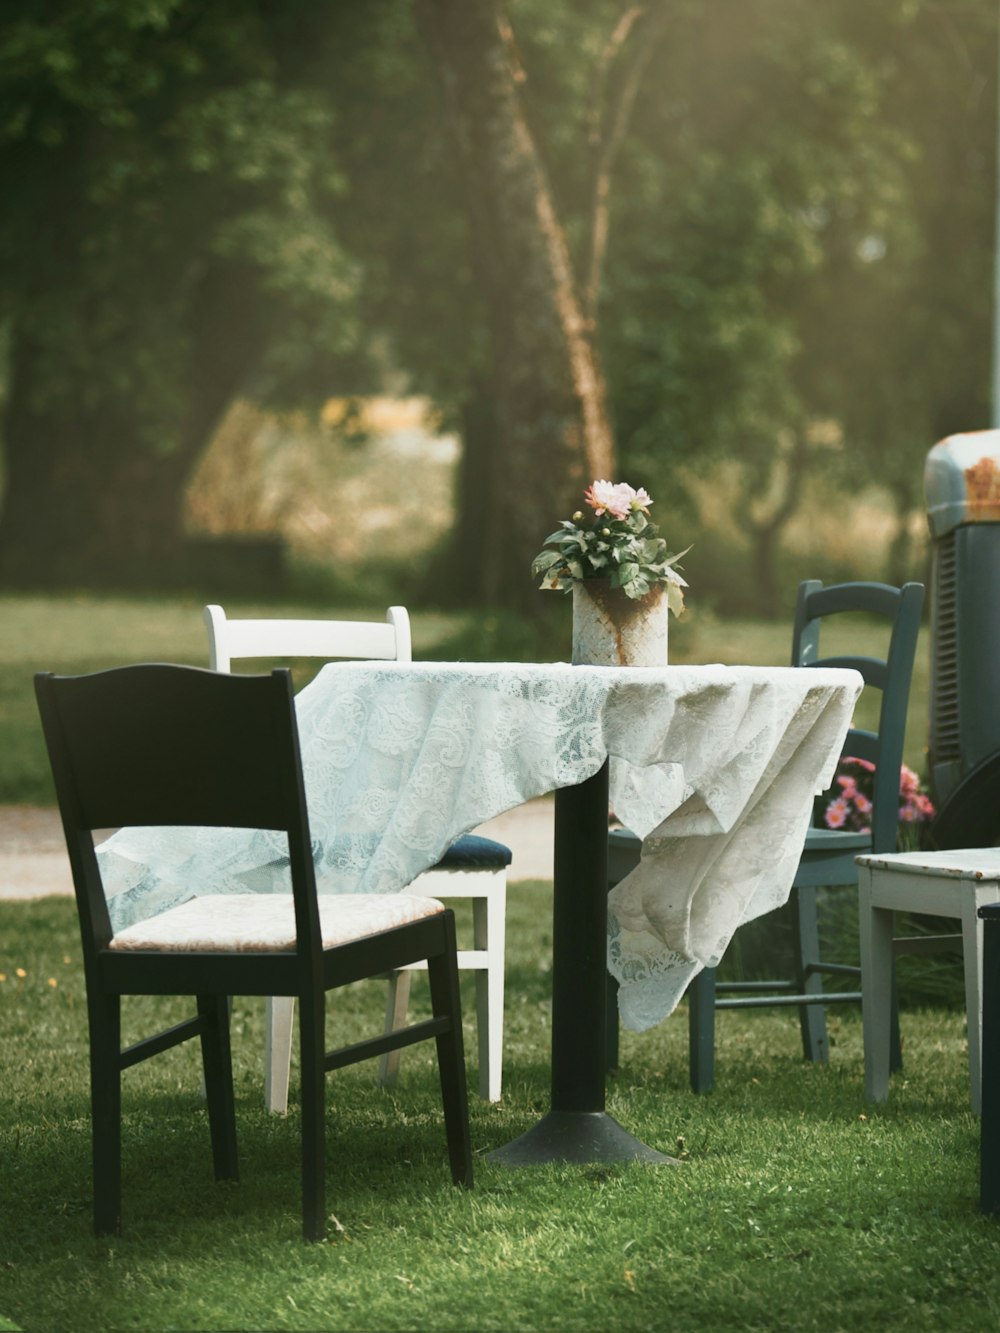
[0,592,932,805]
[1,885,997,1333]
[0,592,972,1332]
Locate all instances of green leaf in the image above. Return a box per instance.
[531,550,563,576]
[666,582,686,616]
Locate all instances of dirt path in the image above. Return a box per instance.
[0,799,556,899]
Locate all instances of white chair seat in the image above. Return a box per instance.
[109,892,444,953]
[858,848,1000,1114]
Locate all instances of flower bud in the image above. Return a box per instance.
[572,511,583,521]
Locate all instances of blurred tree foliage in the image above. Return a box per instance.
[0,0,995,607]
[0,0,366,584]
[598,0,995,612]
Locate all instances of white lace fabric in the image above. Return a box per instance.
[97,661,861,1031]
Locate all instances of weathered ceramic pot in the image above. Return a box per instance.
[571,580,669,667]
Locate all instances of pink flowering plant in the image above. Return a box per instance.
[824,756,935,846]
[531,480,689,610]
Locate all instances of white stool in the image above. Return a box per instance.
[858,848,1000,1113]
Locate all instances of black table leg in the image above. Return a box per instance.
[488,760,674,1166]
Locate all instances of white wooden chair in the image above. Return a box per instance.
[204,603,510,1110]
[857,848,1000,1113]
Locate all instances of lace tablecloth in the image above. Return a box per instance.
[97,661,861,1031]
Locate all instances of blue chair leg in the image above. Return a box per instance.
[793,887,829,1062]
[605,973,620,1072]
[688,967,716,1093]
[889,958,903,1074]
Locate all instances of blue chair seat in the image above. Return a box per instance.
[437,835,512,870]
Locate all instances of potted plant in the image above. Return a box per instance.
[531,480,688,666]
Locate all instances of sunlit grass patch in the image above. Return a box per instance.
[1,890,998,1333]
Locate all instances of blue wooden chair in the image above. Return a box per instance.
[607,579,925,1090]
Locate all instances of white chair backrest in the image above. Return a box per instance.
[204,604,412,672]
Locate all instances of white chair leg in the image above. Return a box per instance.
[859,869,895,1103]
[264,995,295,1115]
[473,889,506,1102]
[378,969,413,1088]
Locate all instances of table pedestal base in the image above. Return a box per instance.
[487,1111,676,1166]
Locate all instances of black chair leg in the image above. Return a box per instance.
[298,987,327,1242]
[428,915,473,1189]
[198,994,238,1182]
[89,991,122,1236]
[793,887,829,1063]
[688,967,716,1093]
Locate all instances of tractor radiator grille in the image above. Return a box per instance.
[932,531,960,761]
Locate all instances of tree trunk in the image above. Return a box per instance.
[0,262,269,588]
[0,339,188,585]
[884,474,919,590]
[414,0,615,613]
[430,377,501,606]
[737,433,811,619]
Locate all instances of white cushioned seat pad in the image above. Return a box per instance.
[108,892,445,953]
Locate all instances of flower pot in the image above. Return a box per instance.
[571,580,669,667]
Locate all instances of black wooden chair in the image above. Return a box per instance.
[606,579,925,1090]
[35,664,472,1241]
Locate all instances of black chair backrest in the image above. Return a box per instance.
[791,580,925,852]
[35,664,318,953]
[36,664,305,832]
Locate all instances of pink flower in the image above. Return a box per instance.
[854,791,872,816]
[837,775,858,798]
[622,484,653,512]
[899,765,920,795]
[584,480,630,519]
[583,480,653,520]
[825,796,850,829]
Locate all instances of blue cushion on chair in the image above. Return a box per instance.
[608,826,641,882]
[437,835,512,869]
